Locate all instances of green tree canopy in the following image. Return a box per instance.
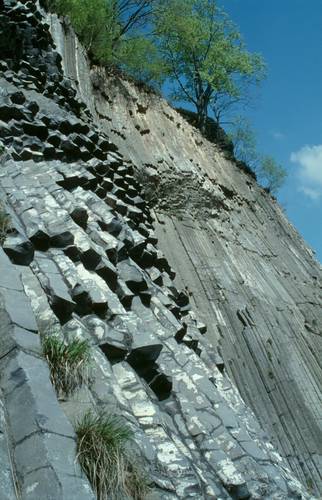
[47,0,165,84]
[258,156,287,194]
[229,119,287,194]
[155,0,265,133]
[228,116,259,168]
[47,0,285,195]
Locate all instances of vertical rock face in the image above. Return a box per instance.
[49,13,322,497]
[0,1,320,499]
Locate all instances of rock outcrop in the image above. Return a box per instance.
[0,1,321,499]
[50,8,322,497]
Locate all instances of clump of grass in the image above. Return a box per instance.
[125,460,150,500]
[75,411,150,499]
[42,336,91,398]
[0,204,9,245]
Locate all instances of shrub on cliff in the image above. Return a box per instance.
[47,0,265,130]
[46,0,165,85]
[75,410,149,499]
[42,335,92,397]
[228,117,260,169]
[229,119,287,193]
[258,155,287,194]
[0,204,9,245]
[49,0,116,60]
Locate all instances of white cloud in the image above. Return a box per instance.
[271,131,285,140]
[298,186,321,200]
[291,144,322,199]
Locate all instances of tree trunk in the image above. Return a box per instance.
[196,97,208,136]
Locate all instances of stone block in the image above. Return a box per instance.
[3,232,34,266]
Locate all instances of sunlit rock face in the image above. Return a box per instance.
[0,1,320,498]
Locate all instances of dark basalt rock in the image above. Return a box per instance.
[118,260,148,293]
[226,483,250,500]
[149,373,172,401]
[100,342,128,364]
[60,138,80,156]
[3,233,34,266]
[70,207,88,229]
[136,245,157,269]
[79,247,101,271]
[127,345,172,400]
[47,132,61,147]
[138,289,152,307]
[115,280,134,308]
[63,245,80,261]
[26,100,40,116]
[95,258,118,292]
[127,344,162,369]
[0,2,318,498]
[10,91,25,104]
[43,142,55,159]
[50,230,74,248]
[21,121,48,141]
[71,284,92,316]
[98,216,122,237]
[0,121,11,137]
[0,104,26,121]
[28,228,50,251]
[49,293,75,324]
[176,290,190,307]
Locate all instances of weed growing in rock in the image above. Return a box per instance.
[124,460,150,500]
[0,204,9,245]
[75,410,149,499]
[42,336,91,397]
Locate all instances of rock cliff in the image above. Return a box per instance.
[0,1,321,499]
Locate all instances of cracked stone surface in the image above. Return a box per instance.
[0,1,320,498]
[48,11,322,497]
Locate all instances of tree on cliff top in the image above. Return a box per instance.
[48,0,165,84]
[155,0,265,133]
[258,156,287,194]
[229,119,287,194]
[228,117,260,169]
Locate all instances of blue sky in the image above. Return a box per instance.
[217,0,322,262]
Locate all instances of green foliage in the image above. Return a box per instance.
[228,119,287,194]
[155,0,265,131]
[116,35,167,86]
[42,335,91,397]
[47,0,164,85]
[258,155,287,194]
[47,0,283,197]
[306,478,314,494]
[75,411,149,499]
[47,0,265,115]
[48,0,117,60]
[0,203,9,246]
[228,117,259,168]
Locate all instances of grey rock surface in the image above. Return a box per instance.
[0,251,95,500]
[0,1,320,498]
[47,15,322,496]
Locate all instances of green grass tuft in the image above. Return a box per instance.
[75,411,150,499]
[42,336,91,398]
[125,460,151,500]
[0,204,9,245]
